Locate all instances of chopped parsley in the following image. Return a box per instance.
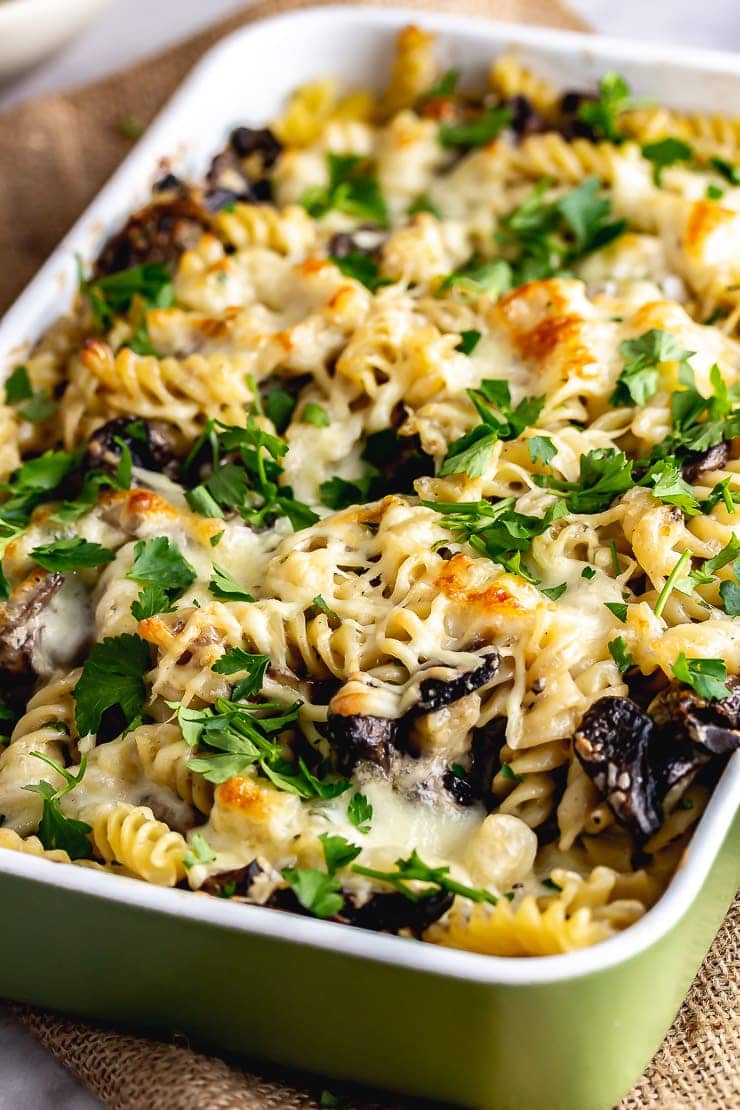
[73,633,149,738]
[79,260,174,330]
[641,138,693,184]
[495,176,626,285]
[611,329,694,407]
[541,582,567,602]
[440,379,545,478]
[312,595,340,623]
[528,435,556,465]
[301,153,388,225]
[535,448,634,514]
[208,564,255,603]
[438,256,512,299]
[319,832,361,875]
[418,68,460,105]
[352,849,499,905]
[671,654,731,700]
[319,474,373,510]
[125,536,196,618]
[263,386,296,433]
[211,648,270,701]
[408,192,442,219]
[425,496,565,583]
[183,832,216,870]
[347,791,373,834]
[30,537,114,572]
[185,418,318,532]
[456,329,481,356]
[500,762,524,783]
[577,73,632,142]
[281,867,343,918]
[4,365,57,424]
[654,550,692,619]
[438,106,511,149]
[581,565,597,580]
[608,636,634,673]
[300,402,330,428]
[24,752,92,859]
[330,253,390,293]
[175,696,350,800]
[710,157,740,185]
[604,601,628,623]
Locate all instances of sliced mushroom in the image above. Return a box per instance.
[649,678,740,756]
[680,442,730,484]
[200,860,264,898]
[324,713,398,773]
[574,696,662,838]
[95,191,209,276]
[87,416,180,478]
[558,90,598,141]
[504,95,545,138]
[338,889,453,935]
[0,571,63,700]
[414,651,500,714]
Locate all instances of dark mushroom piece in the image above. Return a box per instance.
[324,713,398,774]
[327,227,387,259]
[230,126,282,167]
[338,888,453,935]
[95,191,210,276]
[87,416,180,478]
[414,650,500,714]
[0,572,64,705]
[680,441,730,484]
[558,90,599,141]
[649,678,740,756]
[574,696,662,838]
[362,428,434,497]
[200,860,264,898]
[504,95,545,138]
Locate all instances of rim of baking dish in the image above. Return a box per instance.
[0,4,738,987]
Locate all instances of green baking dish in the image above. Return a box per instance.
[0,8,739,1108]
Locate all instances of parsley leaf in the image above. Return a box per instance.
[80,261,174,329]
[183,832,216,869]
[418,68,460,105]
[347,791,373,834]
[578,73,632,142]
[353,849,498,905]
[605,601,628,622]
[581,565,597,580]
[130,583,175,621]
[423,496,564,583]
[528,435,556,465]
[263,386,296,433]
[30,537,114,572]
[536,448,634,514]
[312,595,340,623]
[301,402,330,428]
[439,106,511,149]
[209,564,255,603]
[211,648,270,700]
[641,138,694,184]
[500,762,524,783]
[541,582,567,601]
[73,633,149,737]
[611,329,694,407]
[282,867,343,918]
[671,654,731,700]
[440,380,545,477]
[720,579,740,615]
[302,154,387,225]
[710,157,740,185]
[4,365,32,404]
[319,832,361,875]
[319,475,373,510]
[647,460,701,515]
[126,536,196,592]
[654,550,692,619]
[24,752,92,859]
[439,256,512,299]
[407,192,442,219]
[608,636,634,673]
[495,176,626,285]
[330,253,391,293]
[456,329,482,355]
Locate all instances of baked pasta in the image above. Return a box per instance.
[1,26,739,957]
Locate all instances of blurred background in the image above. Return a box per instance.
[1,0,739,112]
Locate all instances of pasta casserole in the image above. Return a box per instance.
[0,26,738,957]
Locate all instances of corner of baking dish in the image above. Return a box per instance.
[0,1,738,989]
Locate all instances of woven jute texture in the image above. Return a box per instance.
[1,1,738,1107]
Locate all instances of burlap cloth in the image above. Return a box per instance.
[0,1,737,1106]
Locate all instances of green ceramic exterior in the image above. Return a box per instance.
[1,810,737,1110]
